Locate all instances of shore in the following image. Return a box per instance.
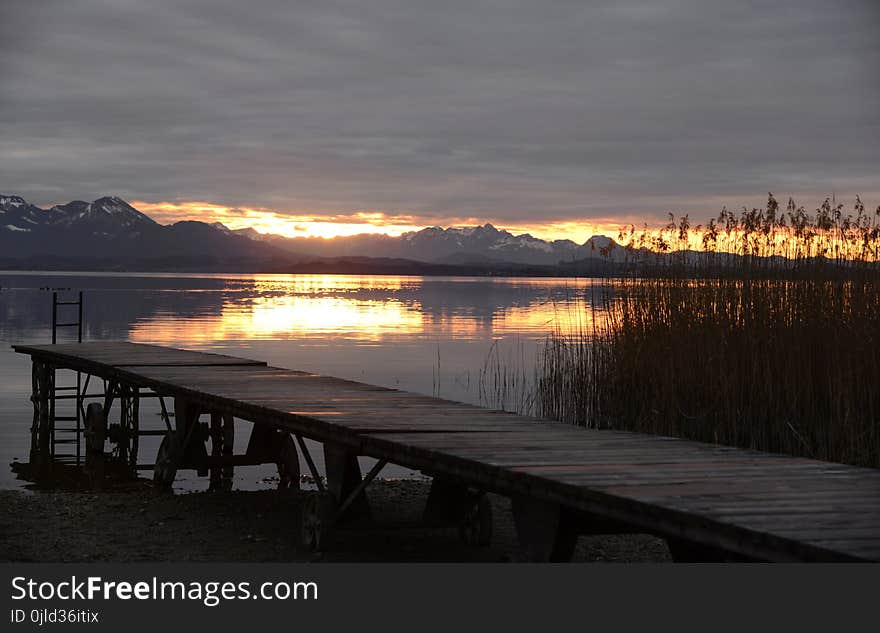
[0,480,671,562]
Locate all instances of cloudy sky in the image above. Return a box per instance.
[2,0,878,240]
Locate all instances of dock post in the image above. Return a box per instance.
[276,434,300,490]
[512,497,578,562]
[206,413,235,490]
[323,444,371,523]
[154,397,206,489]
[177,397,208,476]
[423,477,471,524]
[84,402,106,488]
[119,385,140,477]
[29,360,53,478]
[423,477,493,546]
[243,424,301,490]
[209,413,223,489]
[222,414,234,489]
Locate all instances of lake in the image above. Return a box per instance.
[0,272,601,491]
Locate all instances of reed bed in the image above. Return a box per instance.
[535,195,880,468]
[478,338,538,416]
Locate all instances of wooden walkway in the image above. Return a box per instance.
[13,342,880,562]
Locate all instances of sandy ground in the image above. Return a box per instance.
[0,480,671,563]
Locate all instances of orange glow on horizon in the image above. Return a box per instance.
[131,200,427,238]
[130,199,878,261]
[130,199,633,243]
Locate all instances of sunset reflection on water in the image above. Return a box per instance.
[0,272,604,490]
[130,294,425,343]
[125,275,599,346]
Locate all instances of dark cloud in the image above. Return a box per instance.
[1,0,878,226]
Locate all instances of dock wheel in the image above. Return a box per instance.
[153,434,179,489]
[276,435,300,490]
[458,492,493,547]
[301,492,336,552]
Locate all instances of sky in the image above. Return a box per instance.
[1,0,879,242]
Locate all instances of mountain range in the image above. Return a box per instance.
[1,194,626,273]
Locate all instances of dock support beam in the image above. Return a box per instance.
[324,445,371,524]
[422,477,493,547]
[208,413,236,490]
[423,477,469,525]
[118,385,139,476]
[512,497,578,562]
[222,414,234,486]
[209,413,224,490]
[154,397,206,489]
[84,402,106,487]
[244,423,300,490]
[29,360,52,477]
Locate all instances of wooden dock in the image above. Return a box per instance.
[13,342,880,562]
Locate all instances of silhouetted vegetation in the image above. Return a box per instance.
[535,195,880,467]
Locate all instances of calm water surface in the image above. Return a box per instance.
[0,272,600,491]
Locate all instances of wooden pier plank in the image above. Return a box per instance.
[14,343,266,368]
[95,363,557,434]
[11,342,880,562]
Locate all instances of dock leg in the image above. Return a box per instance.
[423,477,468,525]
[84,402,106,488]
[422,477,493,546]
[176,397,209,476]
[154,397,203,489]
[222,414,234,489]
[276,434,300,490]
[323,444,371,524]
[209,413,223,490]
[244,424,301,490]
[116,385,129,468]
[119,385,139,477]
[512,497,578,562]
[29,360,52,478]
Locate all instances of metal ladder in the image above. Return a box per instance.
[49,291,84,464]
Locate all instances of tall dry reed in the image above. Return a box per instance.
[536,195,880,467]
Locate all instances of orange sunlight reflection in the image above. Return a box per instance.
[247,274,410,293]
[130,275,421,343]
[130,295,424,343]
[127,275,600,346]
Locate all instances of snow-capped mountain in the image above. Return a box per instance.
[0,195,47,232]
[0,194,289,265]
[395,223,579,265]
[47,196,156,236]
[1,193,626,269]
[211,222,264,241]
[172,217,619,265]
[2,195,155,238]
[263,223,592,265]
